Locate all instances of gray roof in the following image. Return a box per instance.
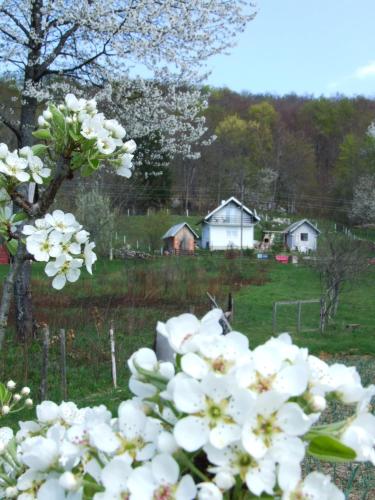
[283,219,320,235]
[162,222,199,240]
[203,196,260,223]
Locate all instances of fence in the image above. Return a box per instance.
[272,299,324,334]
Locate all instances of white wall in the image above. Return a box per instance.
[202,224,254,250]
[287,222,318,252]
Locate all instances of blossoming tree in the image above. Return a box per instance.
[0,93,136,347]
[0,309,374,498]
[0,0,256,338]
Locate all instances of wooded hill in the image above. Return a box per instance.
[171,89,375,222]
[1,79,375,223]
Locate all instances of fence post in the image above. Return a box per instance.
[319,298,325,333]
[60,328,67,400]
[272,302,277,333]
[40,324,50,401]
[297,301,302,333]
[109,320,117,389]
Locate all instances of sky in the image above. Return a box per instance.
[204,0,375,97]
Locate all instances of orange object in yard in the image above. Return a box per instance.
[0,245,9,264]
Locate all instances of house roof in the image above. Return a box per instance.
[162,222,199,240]
[283,219,320,235]
[202,196,260,223]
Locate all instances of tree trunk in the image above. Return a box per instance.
[14,92,38,341]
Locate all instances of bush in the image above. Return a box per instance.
[75,188,119,256]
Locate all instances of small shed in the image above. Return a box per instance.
[162,222,199,255]
[284,219,320,253]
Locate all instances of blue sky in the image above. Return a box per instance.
[205,0,375,97]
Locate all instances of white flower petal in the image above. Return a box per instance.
[174,416,209,451]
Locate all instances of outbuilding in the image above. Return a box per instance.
[200,197,260,250]
[283,219,320,253]
[162,222,199,255]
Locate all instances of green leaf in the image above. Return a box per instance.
[31,144,48,157]
[49,105,66,132]
[0,383,9,404]
[12,212,28,223]
[69,129,81,142]
[82,473,103,497]
[307,435,356,462]
[80,162,94,177]
[88,157,100,171]
[5,239,18,256]
[32,129,52,140]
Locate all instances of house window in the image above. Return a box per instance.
[300,233,308,241]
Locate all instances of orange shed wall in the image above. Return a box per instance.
[174,227,195,252]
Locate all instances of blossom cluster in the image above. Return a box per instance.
[0,143,51,185]
[23,210,97,290]
[0,310,374,499]
[0,381,32,418]
[37,94,137,178]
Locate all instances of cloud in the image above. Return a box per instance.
[354,61,375,79]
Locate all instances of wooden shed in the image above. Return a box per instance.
[162,222,199,255]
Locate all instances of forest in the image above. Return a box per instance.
[2,79,375,223]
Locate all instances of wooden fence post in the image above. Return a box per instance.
[297,301,302,333]
[109,320,117,389]
[60,328,67,400]
[272,302,277,333]
[40,324,50,401]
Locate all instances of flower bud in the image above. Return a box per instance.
[2,405,10,415]
[43,109,52,120]
[59,471,78,491]
[58,104,65,111]
[21,387,30,396]
[6,380,16,390]
[122,139,137,154]
[310,394,326,412]
[5,486,18,498]
[25,398,33,407]
[214,472,235,490]
[13,393,21,402]
[37,115,47,127]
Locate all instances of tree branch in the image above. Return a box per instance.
[0,114,21,146]
[32,156,72,217]
[38,23,79,77]
[9,190,33,215]
[1,9,30,38]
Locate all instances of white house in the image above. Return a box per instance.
[284,219,320,252]
[200,197,260,250]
